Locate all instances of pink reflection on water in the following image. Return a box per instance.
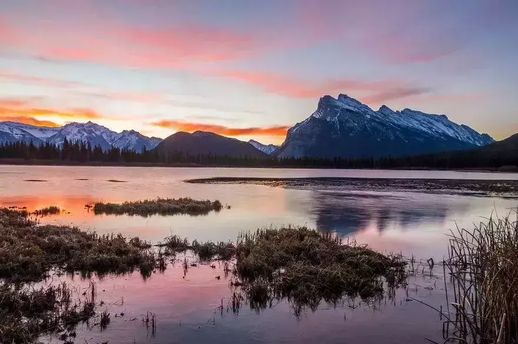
[38,256,448,344]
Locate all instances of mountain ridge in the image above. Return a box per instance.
[0,120,161,153]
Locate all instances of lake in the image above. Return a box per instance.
[1,165,517,343]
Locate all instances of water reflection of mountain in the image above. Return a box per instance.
[312,191,469,235]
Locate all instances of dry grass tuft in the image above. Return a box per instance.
[32,206,61,216]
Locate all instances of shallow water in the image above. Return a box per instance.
[38,259,446,344]
[1,165,517,343]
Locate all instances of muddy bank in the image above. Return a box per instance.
[186,177,518,198]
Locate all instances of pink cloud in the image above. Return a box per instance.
[0,70,169,104]
[215,70,428,103]
[0,6,443,103]
[0,70,84,88]
[0,16,260,69]
[361,87,430,104]
[87,90,167,104]
[294,1,466,65]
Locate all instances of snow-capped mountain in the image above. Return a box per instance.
[248,139,279,155]
[0,121,57,145]
[112,130,162,153]
[276,94,494,159]
[0,121,161,152]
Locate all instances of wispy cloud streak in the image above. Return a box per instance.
[0,98,104,126]
[152,120,289,137]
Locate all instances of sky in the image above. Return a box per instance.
[0,0,517,144]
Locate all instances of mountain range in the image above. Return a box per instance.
[0,93,498,160]
[0,121,161,153]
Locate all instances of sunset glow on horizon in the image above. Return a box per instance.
[1,0,518,144]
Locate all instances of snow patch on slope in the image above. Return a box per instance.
[248,139,279,155]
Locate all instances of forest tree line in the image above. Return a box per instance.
[0,139,516,169]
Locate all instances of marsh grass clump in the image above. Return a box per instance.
[33,206,61,216]
[192,240,236,261]
[92,198,223,217]
[160,235,190,253]
[0,208,157,282]
[100,311,110,330]
[235,227,406,313]
[444,214,518,344]
[159,235,235,261]
[158,227,405,314]
[0,282,96,343]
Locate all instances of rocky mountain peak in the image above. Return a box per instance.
[277,93,494,159]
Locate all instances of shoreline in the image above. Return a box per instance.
[1,158,517,173]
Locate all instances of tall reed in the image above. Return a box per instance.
[444,213,518,344]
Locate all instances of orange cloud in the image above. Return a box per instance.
[0,106,101,121]
[0,98,104,126]
[152,120,289,137]
[0,115,59,127]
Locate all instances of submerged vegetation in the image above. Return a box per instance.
[443,214,518,344]
[32,206,61,216]
[92,198,223,216]
[0,207,406,342]
[160,235,235,261]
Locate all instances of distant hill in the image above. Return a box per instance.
[478,133,518,155]
[153,131,267,159]
[276,94,493,159]
[372,133,516,170]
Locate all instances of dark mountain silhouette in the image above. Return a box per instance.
[153,131,267,159]
[397,133,518,169]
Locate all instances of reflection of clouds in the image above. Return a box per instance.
[0,195,97,222]
[312,191,469,235]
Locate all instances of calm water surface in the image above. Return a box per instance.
[1,165,517,343]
